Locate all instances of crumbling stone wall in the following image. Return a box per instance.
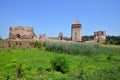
[39,34,46,39]
[9,26,36,40]
[94,31,106,42]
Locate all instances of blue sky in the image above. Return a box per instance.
[0,0,120,39]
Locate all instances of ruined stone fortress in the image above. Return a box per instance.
[9,26,37,40]
[9,19,106,42]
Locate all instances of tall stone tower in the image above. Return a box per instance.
[71,19,82,41]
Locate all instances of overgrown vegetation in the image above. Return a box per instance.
[45,42,102,55]
[51,56,69,73]
[0,42,120,80]
[29,41,46,49]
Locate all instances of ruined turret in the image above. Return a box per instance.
[94,31,106,42]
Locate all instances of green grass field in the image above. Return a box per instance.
[0,43,120,80]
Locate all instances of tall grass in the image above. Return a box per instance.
[45,42,120,56]
[45,42,100,55]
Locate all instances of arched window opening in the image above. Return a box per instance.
[16,34,20,39]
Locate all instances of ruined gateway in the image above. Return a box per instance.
[9,26,37,40]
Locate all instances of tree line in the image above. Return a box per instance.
[105,36,120,45]
[82,35,120,45]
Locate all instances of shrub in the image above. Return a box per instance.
[51,56,69,73]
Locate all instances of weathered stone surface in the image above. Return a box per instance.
[9,26,36,40]
[71,19,82,42]
[7,20,106,43]
[94,31,106,42]
[39,34,46,39]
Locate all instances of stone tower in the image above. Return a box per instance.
[94,31,106,42]
[71,19,82,41]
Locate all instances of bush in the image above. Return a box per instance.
[51,56,69,73]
